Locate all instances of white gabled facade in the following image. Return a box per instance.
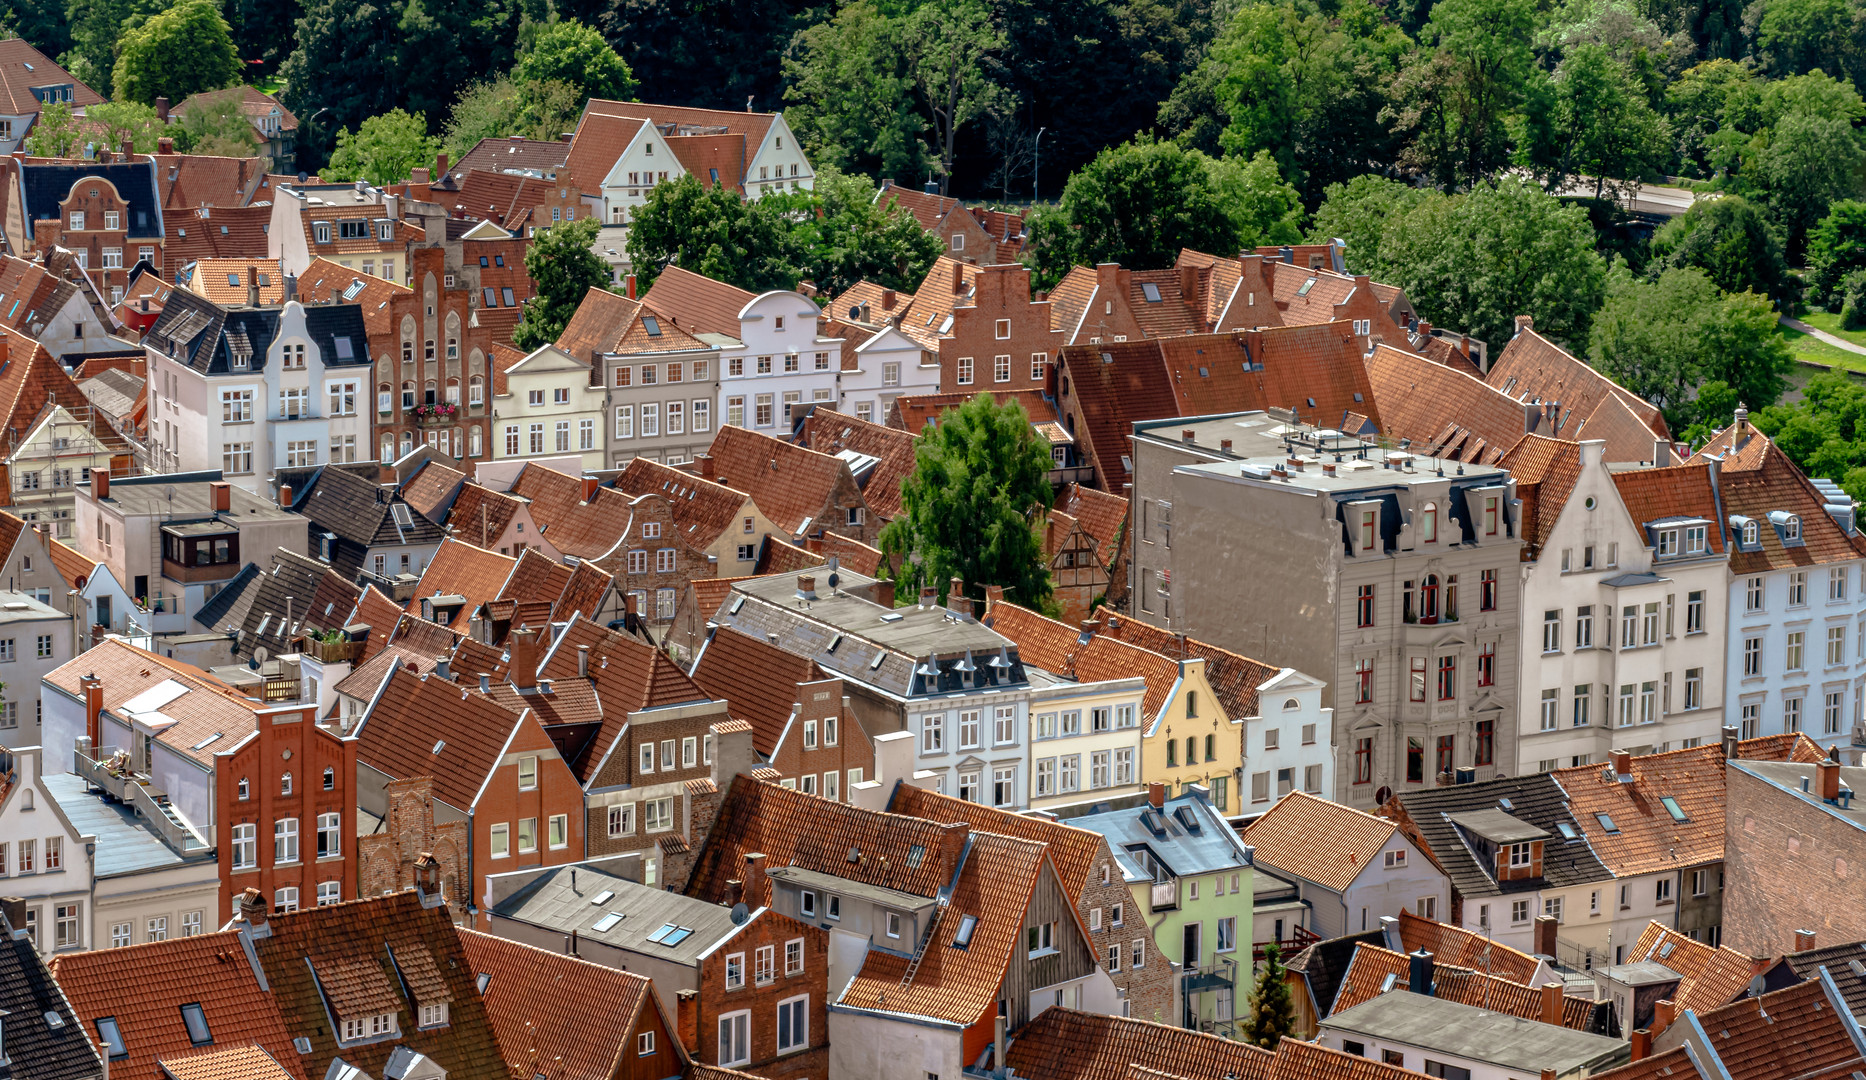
[719,291,842,436]
[492,344,606,472]
[0,744,94,954]
[837,324,936,426]
[1242,667,1336,814]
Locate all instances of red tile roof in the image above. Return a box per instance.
[663,132,745,193]
[1707,427,1866,572]
[1003,1008,1274,1080]
[637,265,755,339]
[508,466,632,561]
[588,99,777,157]
[1054,483,1127,566]
[399,459,467,523]
[1497,435,1584,561]
[1488,324,1668,440]
[1244,791,1400,893]
[1364,343,1537,465]
[1093,615,1277,726]
[838,830,1051,1025]
[687,776,966,904]
[985,600,1180,722]
[615,456,757,550]
[191,258,284,305]
[563,111,645,199]
[0,338,128,452]
[1623,921,1761,1015]
[689,624,822,755]
[157,1044,300,1080]
[1597,979,1860,1080]
[1331,943,1597,1027]
[1394,910,1543,984]
[44,637,258,766]
[554,287,640,361]
[890,784,1106,900]
[354,665,528,810]
[887,390,1059,435]
[699,424,854,536]
[459,928,655,1080]
[0,40,101,113]
[444,483,527,549]
[536,614,713,783]
[164,202,273,269]
[406,537,517,616]
[1610,460,1728,554]
[804,531,885,577]
[51,931,304,1080]
[293,257,409,340]
[795,407,918,520]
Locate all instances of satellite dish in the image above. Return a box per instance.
[826,572,839,589]
[1374,785,1392,806]
[729,902,750,926]
[253,645,271,665]
[847,305,861,319]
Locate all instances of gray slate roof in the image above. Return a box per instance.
[1393,773,1609,899]
[1070,790,1253,878]
[42,773,212,874]
[296,464,444,578]
[1319,992,1628,1073]
[0,904,103,1080]
[491,864,746,964]
[146,288,371,375]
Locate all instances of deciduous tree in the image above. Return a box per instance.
[513,18,636,104]
[110,0,241,105]
[782,0,930,182]
[879,393,1055,613]
[513,217,613,350]
[793,167,942,296]
[1648,195,1793,306]
[903,0,1010,194]
[1810,200,1866,305]
[324,109,442,185]
[624,174,801,293]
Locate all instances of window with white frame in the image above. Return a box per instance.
[718,1012,750,1067]
[231,823,256,868]
[776,995,808,1052]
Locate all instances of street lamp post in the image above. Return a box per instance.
[1032,127,1047,204]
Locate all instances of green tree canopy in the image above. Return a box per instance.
[325,109,442,185]
[1025,137,1258,288]
[903,0,1010,193]
[1757,110,1866,256]
[1515,43,1670,196]
[1387,0,1536,187]
[1363,175,1607,348]
[513,18,636,104]
[879,393,1055,613]
[1810,200,1866,304]
[512,217,612,350]
[1754,371,1866,500]
[1588,266,1790,429]
[1755,0,1866,87]
[24,101,81,157]
[782,1,930,183]
[111,0,242,105]
[84,100,165,153]
[1241,942,1297,1049]
[173,96,259,156]
[1648,195,1793,306]
[1305,174,1432,272]
[624,174,802,294]
[792,167,942,296]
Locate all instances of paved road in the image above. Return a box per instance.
[1782,316,1866,357]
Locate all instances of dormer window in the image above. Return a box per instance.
[1786,516,1801,540]
[1743,519,1758,545]
[1657,530,1677,556]
[1508,842,1532,867]
[1686,525,1706,554]
[1359,509,1376,551]
[418,1003,449,1028]
[1421,502,1437,543]
[339,1014,396,1042]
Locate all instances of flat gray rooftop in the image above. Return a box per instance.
[1321,991,1628,1071]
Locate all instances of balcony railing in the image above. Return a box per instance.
[74,744,208,856]
[1150,879,1177,911]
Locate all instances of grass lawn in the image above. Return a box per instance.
[1799,310,1866,350]
[1780,324,1866,372]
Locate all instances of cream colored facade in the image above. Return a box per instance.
[1140,657,1245,815]
[492,345,607,473]
[1025,675,1147,812]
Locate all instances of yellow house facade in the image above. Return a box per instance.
[1141,656,1245,814]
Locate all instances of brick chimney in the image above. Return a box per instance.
[210,481,231,513]
[237,887,271,937]
[1148,781,1165,809]
[677,990,698,1053]
[982,584,1004,614]
[1795,928,1818,951]
[1818,761,1841,801]
[120,137,134,159]
[582,475,599,501]
[726,878,745,906]
[873,580,895,608]
[625,274,637,299]
[1534,913,1558,957]
[695,453,714,479]
[1651,999,1676,1038]
[742,852,767,906]
[1540,982,1562,1025]
[435,151,449,178]
[509,627,540,689]
[1721,725,1739,759]
[946,577,967,617]
[1515,315,1534,337]
[247,265,260,307]
[1630,1029,1651,1062]
[881,288,896,310]
[0,896,23,936]
[1178,263,1198,308]
[93,469,109,500]
[1611,750,1632,781]
[80,673,103,748]
[155,96,169,122]
[950,261,964,295]
[157,136,173,154]
[278,484,292,509]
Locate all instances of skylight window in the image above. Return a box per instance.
[431,739,446,754]
[1556,822,1578,841]
[592,912,624,932]
[646,923,693,946]
[180,1003,212,1046]
[907,844,926,868]
[591,890,615,905]
[953,914,978,948]
[334,336,355,359]
[95,1018,126,1059]
[643,315,661,336]
[826,633,842,653]
[728,596,746,615]
[1595,812,1619,834]
[343,279,367,300]
[1296,277,1317,296]
[1380,972,1397,993]
[1140,283,1162,303]
[190,732,223,751]
[1498,798,1513,811]
[1660,797,1687,822]
[227,273,240,287]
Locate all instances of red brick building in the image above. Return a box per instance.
[352,663,585,925]
[9,155,165,303]
[376,245,500,465]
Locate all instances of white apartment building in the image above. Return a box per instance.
[492,344,607,472]
[143,291,375,493]
[1512,441,1729,772]
[0,744,94,955]
[1243,668,1337,814]
[0,592,75,750]
[834,323,936,425]
[638,267,842,437]
[1702,415,1866,751]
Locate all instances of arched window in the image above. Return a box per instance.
[446,337,458,359]
[470,426,482,456]
[1744,520,1759,545]
[446,378,460,405]
[424,379,437,405]
[469,376,484,406]
[402,340,413,364]
[1283,698,1301,711]
[400,431,414,456]
[280,772,292,795]
[1421,502,1438,543]
[322,766,335,790]
[1421,574,1440,622]
[1185,736,1196,765]
[238,777,250,800]
[377,383,391,414]
[379,434,394,463]
[400,382,415,409]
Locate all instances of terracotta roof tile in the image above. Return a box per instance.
[616,456,755,549]
[1395,910,1542,984]
[0,39,101,114]
[1331,944,1597,1027]
[45,533,98,589]
[795,408,917,520]
[1244,791,1399,893]
[689,624,822,756]
[663,132,745,193]
[1261,1038,1436,1080]
[399,459,467,523]
[1094,615,1276,725]
[1364,343,1540,465]
[499,545,573,608]
[1498,434,1584,561]
[1003,1008,1273,1080]
[452,136,571,180]
[1166,323,1380,430]
[355,665,527,810]
[838,830,1050,1024]
[1646,979,1863,1080]
[509,466,633,561]
[804,531,885,577]
[191,258,284,305]
[254,892,506,1080]
[1610,460,1727,554]
[890,784,1105,900]
[1624,921,1759,1015]
[1710,430,1866,573]
[43,637,258,766]
[1061,339,1179,486]
[892,257,985,351]
[50,931,303,1080]
[0,338,128,452]
[687,776,966,904]
[443,484,526,549]
[1488,326,1668,441]
[637,264,755,339]
[444,169,556,229]
[164,202,272,269]
[406,537,517,617]
[536,614,712,783]
[157,1043,299,1080]
[985,601,1178,720]
[553,559,615,623]
[1589,1046,1701,1080]
[554,287,640,361]
[459,928,653,1080]
[887,390,1060,435]
[1553,743,1767,878]
[699,424,855,536]
[293,257,409,341]
[352,585,406,661]
[1054,483,1126,566]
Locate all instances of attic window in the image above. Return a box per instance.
[190,732,223,751]
[94,1018,128,1058]
[1498,798,1513,810]
[343,279,366,300]
[227,273,240,287]
[643,315,662,336]
[592,912,624,932]
[1595,812,1619,834]
[826,633,842,653]
[333,336,355,359]
[952,914,978,948]
[1305,398,1316,408]
[1140,283,1162,303]
[1297,277,1317,296]
[432,739,446,754]
[1660,797,1687,822]
[591,890,615,905]
[179,1003,211,1046]
[1380,972,1397,993]
[728,596,746,615]
[1556,822,1578,841]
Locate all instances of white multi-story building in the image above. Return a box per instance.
[1508,438,1730,772]
[491,344,607,472]
[0,592,75,750]
[0,744,94,955]
[1243,668,1336,814]
[1698,412,1866,750]
[639,266,842,438]
[143,291,376,493]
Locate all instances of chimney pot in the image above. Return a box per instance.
[1818,761,1841,801]
[210,481,231,513]
[1795,928,1818,952]
[1148,781,1165,809]
[742,853,767,906]
[874,580,896,608]
[1219,439,1232,451]
[695,453,715,480]
[1182,429,1196,443]
[581,475,599,501]
[1630,1029,1652,1062]
[1611,750,1632,779]
[155,96,169,121]
[1722,725,1740,759]
[625,274,637,299]
[797,575,817,599]
[479,673,491,692]
[1516,315,1534,335]
[278,483,292,509]
[1652,999,1676,1038]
